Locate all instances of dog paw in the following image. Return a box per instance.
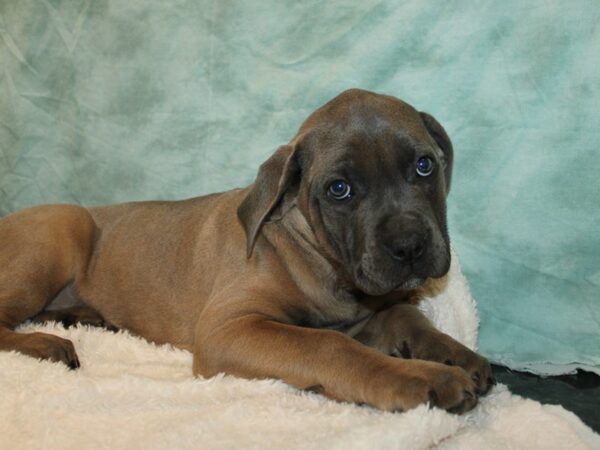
[16,332,80,369]
[409,331,494,395]
[370,360,478,413]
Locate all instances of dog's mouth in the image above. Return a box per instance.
[349,232,451,297]
[353,263,425,296]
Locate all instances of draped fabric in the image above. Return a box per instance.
[1,0,598,374]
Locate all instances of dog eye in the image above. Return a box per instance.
[416,156,434,177]
[328,180,352,200]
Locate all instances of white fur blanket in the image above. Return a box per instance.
[1,252,598,450]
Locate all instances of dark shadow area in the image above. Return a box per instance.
[492,364,600,433]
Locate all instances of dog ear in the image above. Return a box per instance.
[419,112,453,193]
[238,144,300,257]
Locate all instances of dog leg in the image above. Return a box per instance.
[193,294,478,414]
[0,205,96,368]
[0,284,81,368]
[354,303,494,395]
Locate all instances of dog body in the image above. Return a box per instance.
[0,89,492,413]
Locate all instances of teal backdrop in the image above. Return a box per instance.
[1,0,598,375]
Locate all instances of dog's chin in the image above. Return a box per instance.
[393,277,426,291]
[353,268,425,296]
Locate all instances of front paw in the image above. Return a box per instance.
[369,360,479,414]
[409,332,494,395]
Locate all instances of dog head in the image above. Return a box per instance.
[238,89,453,296]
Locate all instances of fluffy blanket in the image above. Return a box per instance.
[1,252,598,450]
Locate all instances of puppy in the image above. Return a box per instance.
[0,89,492,413]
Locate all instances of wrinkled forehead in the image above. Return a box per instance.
[300,111,442,181]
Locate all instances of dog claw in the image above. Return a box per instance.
[68,357,81,370]
[447,390,478,414]
[428,389,439,406]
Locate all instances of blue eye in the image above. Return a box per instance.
[416,156,434,177]
[328,180,352,200]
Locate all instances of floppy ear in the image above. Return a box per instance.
[237,144,300,257]
[419,112,454,193]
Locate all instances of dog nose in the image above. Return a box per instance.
[381,214,428,263]
[385,233,426,263]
